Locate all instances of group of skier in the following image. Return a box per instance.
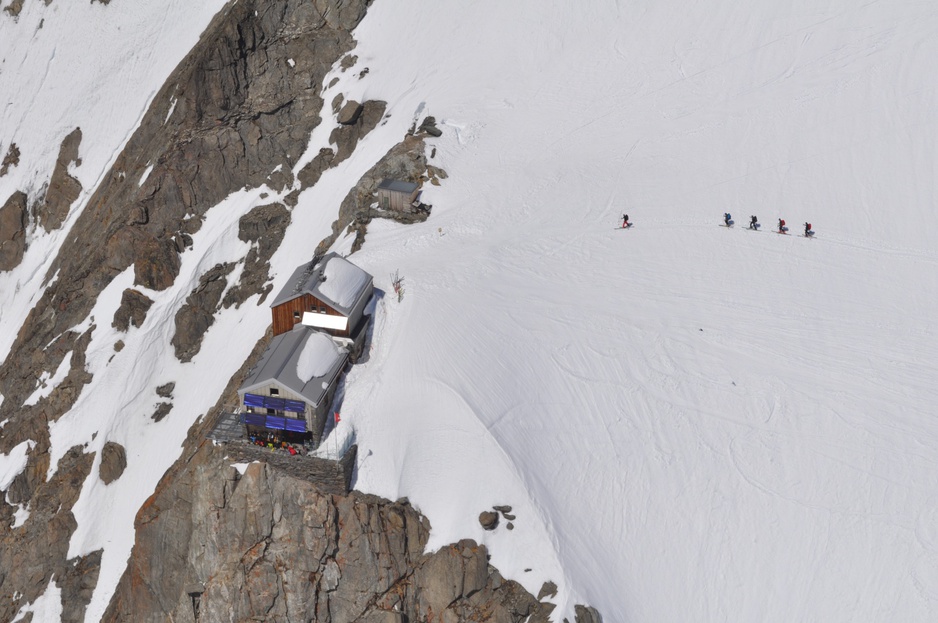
[621,213,815,237]
[725,213,814,237]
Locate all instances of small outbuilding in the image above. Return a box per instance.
[238,325,348,446]
[376,179,420,212]
[269,253,374,356]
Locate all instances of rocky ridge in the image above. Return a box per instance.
[0,0,375,615]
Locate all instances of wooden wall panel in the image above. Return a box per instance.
[272,294,351,337]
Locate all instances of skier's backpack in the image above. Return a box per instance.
[806,223,812,230]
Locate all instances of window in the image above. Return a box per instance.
[266,408,275,415]
[293,311,301,319]
[270,388,279,396]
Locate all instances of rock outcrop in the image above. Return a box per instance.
[0,445,101,623]
[337,99,364,125]
[37,127,83,232]
[99,441,127,484]
[220,202,291,308]
[171,262,235,362]
[0,190,28,271]
[327,133,445,254]
[103,442,563,623]
[0,142,20,176]
[111,288,154,332]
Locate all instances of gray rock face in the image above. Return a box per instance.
[538,580,558,600]
[111,288,154,332]
[575,604,605,623]
[171,262,235,362]
[337,99,364,125]
[0,142,20,175]
[327,133,443,255]
[419,115,443,137]
[37,127,83,232]
[331,99,387,163]
[150,402,173,423]
[0,445,101,623]
[221,202,291,308]
[100,441,128,484]
[102,443,561,623]
[0,190,28,271]
[155,382,175,398]
[2,0,24,17]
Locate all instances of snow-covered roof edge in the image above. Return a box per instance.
[269,252,373,316]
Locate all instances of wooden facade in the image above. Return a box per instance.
[377,185,420,212]
[272,293,350,337]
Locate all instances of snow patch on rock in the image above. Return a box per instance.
[10,578,62,623]
[0,440,35,491]
[23,352,72,407]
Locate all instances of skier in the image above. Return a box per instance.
[621,214,631,229]
[749,215,760,230]
[724,212,734,227]
[778,218,788,234]
[804,222,814,237]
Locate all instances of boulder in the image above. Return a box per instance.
[0,190,28,271]
[99,441,127,484]
[150,402,173,423]
[155,382,175,398]
[330,99,387,163]
[479,510,499,530]
[133,233,180,291]
[419,116,443,137]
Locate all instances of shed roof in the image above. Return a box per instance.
[378,179,419,194]
[270,253,373,313]
[238,325,347,407]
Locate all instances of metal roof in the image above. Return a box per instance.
[269,252,373,312]
[377,178,419,194]
[238,325,347,408]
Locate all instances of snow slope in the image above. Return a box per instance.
[330,1,938,621]
[3,0,938,621]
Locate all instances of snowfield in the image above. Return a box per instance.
[3,0,938,621]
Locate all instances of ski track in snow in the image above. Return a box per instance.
[3,0,938,622]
